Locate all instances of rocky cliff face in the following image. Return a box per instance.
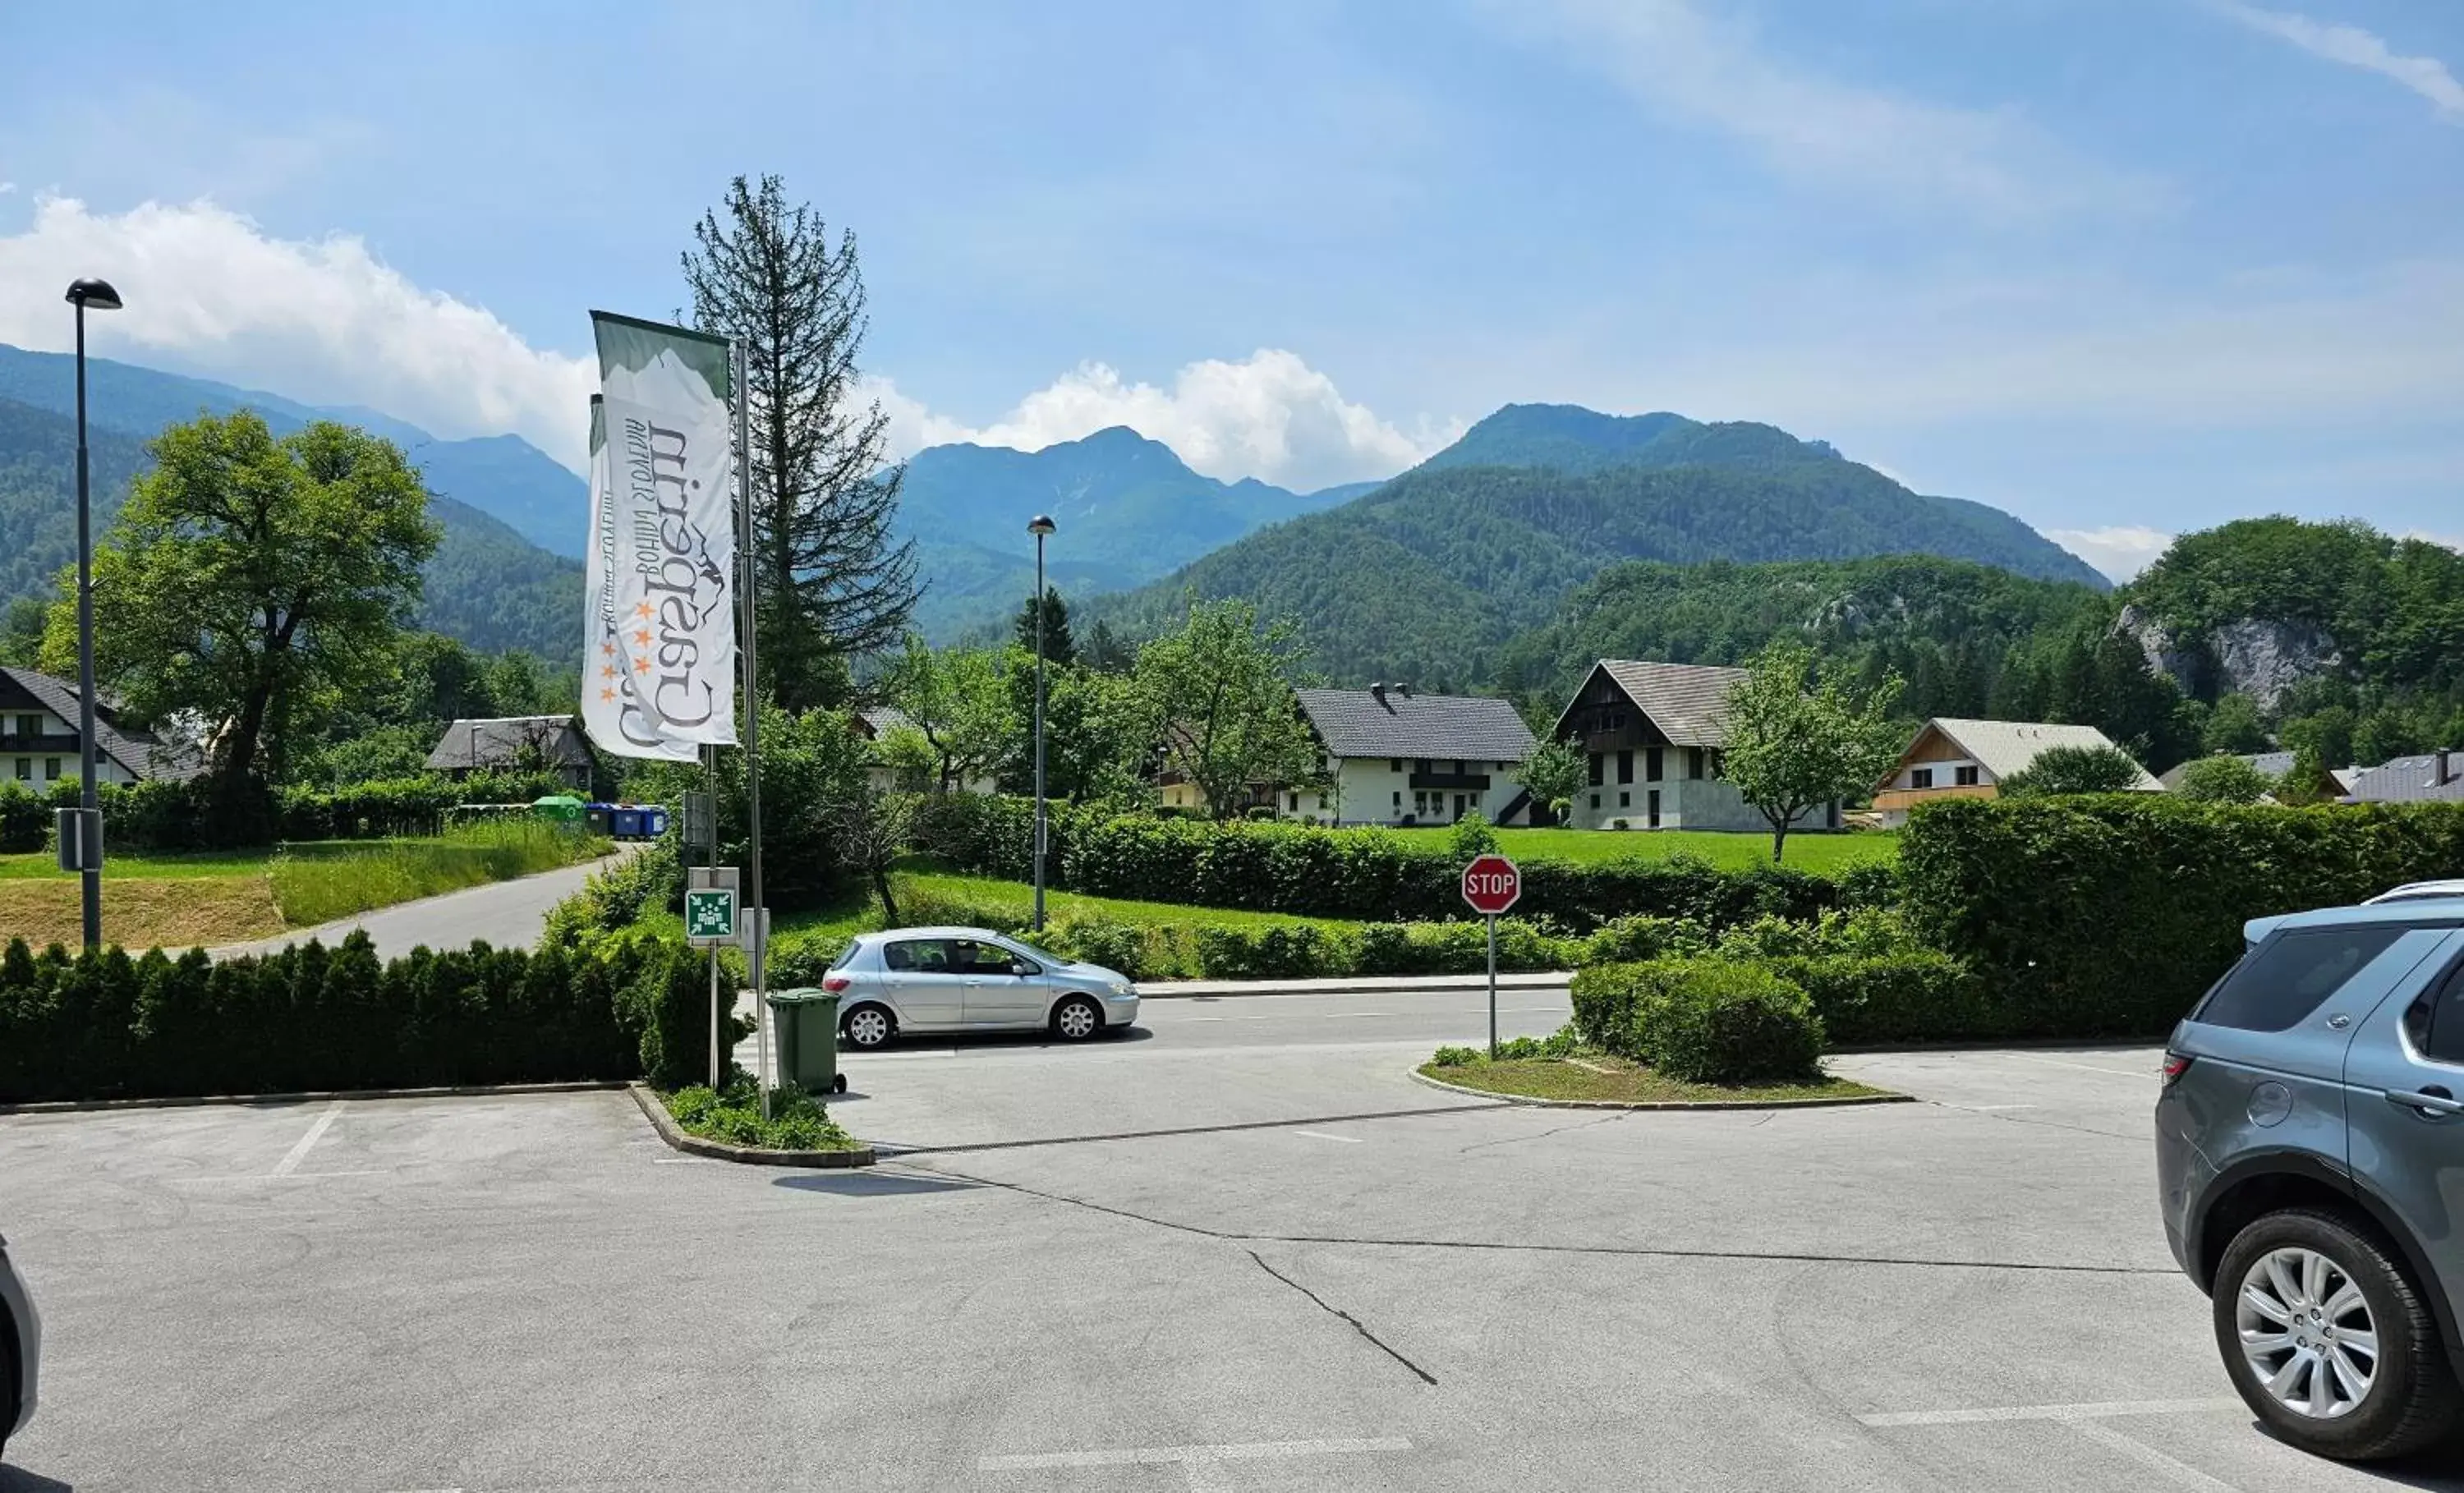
[2116,605,2341,709]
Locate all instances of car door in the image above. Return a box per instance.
[2341,927,2464,1340]
[877,937,966,1031]
[954,939,1046,1027]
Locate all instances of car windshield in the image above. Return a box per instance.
[999,938,1069,967]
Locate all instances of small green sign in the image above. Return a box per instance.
[684,887,737,944]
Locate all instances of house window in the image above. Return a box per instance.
[1315,795,1325,811]
[1452,759,1466,775]
[14,714,37,739]
[1618,791,1630,808]
[44,758,61,780]
[1646,746,1664,782]
[1391,758,1403,773]
[1955,765,1980,787]
[1910,767,1934,790]
[11,759,25,781]
[1616,750,1633,784]
[1648,789,1662,828]
[1588,753,1603,787]
[1588,792,1600,810]
[1392,791,1402,807]
[1688,747,1704,779]
[1287,791,1299,811]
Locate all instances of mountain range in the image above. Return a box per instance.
[0,344,586,660]
[896,426,1371,636]
[0,346,2108,683]
[1085,403,2104,685]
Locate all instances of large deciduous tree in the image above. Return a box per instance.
[1720,639,1905,862]
[1998,743,2150,797]
[44,412,437,797]
[1132,599,1319,820]
[683,173,918,710]
[1519,737,1588,824]
[884,637,1018,793]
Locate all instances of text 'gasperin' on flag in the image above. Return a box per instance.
[582,392,699,761]
[587,310,741,750]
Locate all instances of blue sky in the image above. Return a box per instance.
[2,0,2460,577]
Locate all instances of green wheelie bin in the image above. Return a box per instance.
[765,988,847,1095]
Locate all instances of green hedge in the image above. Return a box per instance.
[0,783,44,852]
[0,928,735,1104]
[908,792,1856,930]
[1756,950,1991,1047]
[0,772,585,855]
[1901,797,2464,1036]
[1570,958,1825,1084]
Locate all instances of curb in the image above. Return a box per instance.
[0,1079,627,1116]
[1139,972,1573,999]
[627,1082,876,1168]
[1407,1067,1915,1112]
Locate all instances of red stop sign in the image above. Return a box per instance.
[1460,854,1522,916]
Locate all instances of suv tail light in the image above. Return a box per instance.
[2161,1052,2194,1086]
[822,975,850,993]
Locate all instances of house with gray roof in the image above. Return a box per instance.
[1874,718,2159,826]
[425,715,597,788]
[2341,749,2464,805]
[1548,659,1783,832]
[1290,683,1541,826]
[0,665,203,788]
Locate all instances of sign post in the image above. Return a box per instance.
[1460,854,1522,1059]
[687,867,739,1088]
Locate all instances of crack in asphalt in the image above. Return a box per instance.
[888,1161,2179,1277]
[1246,1249,1438,1386]
[1454,1109,1630,1155]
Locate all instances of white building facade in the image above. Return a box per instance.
[1289,685,1542,827]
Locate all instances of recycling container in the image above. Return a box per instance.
[765,988,845,1095]
[611,806,644,839]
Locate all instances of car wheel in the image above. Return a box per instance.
[840,1004,896,1050]
[2213,1206,2462,1461]
[1051,995,1103,1042]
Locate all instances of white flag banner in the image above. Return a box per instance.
[582,393,698,761]
[590,310,740,746]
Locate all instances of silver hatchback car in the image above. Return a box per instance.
[821,926,1140,1049]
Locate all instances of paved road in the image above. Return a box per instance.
[209,850,628,961]
[6,1006,2457,1491]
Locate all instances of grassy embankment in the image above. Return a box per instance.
[1390,825,1894,870]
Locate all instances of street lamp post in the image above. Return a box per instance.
[1027,514,1055,930]
[65,278,122,952]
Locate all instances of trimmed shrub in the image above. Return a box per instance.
[1584,914,1712,965]
[1901,797,2464,1036]
[0,782,45,852]
[908,793,1852,930]
[1430,1045,1481,1067]
[1571,958,1825,1084]
[1042,917,1147,981]
[0,929,681,1103]
[1758,950,1991,1048]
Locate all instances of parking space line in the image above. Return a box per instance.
[2002,1054,2158,1080]
[1857,1396,2241,1427]
[270,1101,345,1177]
[1289,1130,1364,1144]
[2067,1418,2243,1491]
[979,1436,1411,1471]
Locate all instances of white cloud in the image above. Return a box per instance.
[871,349,1448,490]
[2213,2,2464,118]
[1499,0,2157,220]
[0,196,595,468]
[2043,525,2176,582]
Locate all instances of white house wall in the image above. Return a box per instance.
[1302,756,1531,827]
[1570,773,1767,832]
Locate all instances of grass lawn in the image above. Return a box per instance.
[1391,825,1895,871]
[0,827,609,952]
[767,866,1365,950]
[1420,1051,1889,1105]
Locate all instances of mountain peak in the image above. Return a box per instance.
[1423,403,1844,476]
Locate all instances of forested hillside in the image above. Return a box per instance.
[1092,443,2104,688]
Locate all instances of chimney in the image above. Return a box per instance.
[1397,682,1414,697]
[1370,682,1386,703]
[2441,747,2454,786]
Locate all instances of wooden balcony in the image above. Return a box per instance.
[1873,784,1998,813]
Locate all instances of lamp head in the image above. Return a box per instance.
[1027,514,1056,537]
[65,278,123,312]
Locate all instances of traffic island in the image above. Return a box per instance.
[629,1082,877,1168]
[1411,1049,1910,1112]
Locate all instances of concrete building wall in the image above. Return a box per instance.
[1305,756,1529,827]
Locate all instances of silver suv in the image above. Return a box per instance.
[821,926,1140,1049]
[2157,894,2464,1461]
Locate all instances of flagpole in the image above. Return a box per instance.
[733,336,770,1122]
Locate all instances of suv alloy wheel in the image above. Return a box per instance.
[2213,1207,2462,1460]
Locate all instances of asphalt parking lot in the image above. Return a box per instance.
[3,987,2458,1491]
